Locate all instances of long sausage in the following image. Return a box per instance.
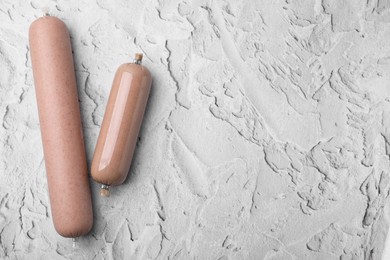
[29,15,93,237]
[91,54,152,196]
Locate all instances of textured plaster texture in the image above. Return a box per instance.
[1,0,390,259]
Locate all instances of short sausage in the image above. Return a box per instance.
[91,54,152,196]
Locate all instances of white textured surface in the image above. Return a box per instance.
[1,0,390,259]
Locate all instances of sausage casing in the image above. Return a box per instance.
[91,58,152,194]
[29,16,93,237]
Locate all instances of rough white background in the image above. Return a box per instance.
[1,0,390,259]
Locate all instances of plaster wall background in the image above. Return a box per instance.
[1,0,390,259]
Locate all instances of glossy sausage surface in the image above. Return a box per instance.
[29,16,93,237]
[91,60,152,194]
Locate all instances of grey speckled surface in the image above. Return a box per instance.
[1,0,390,259]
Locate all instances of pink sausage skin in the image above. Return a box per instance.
[29,16,93,237]
[91,59,152,192]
